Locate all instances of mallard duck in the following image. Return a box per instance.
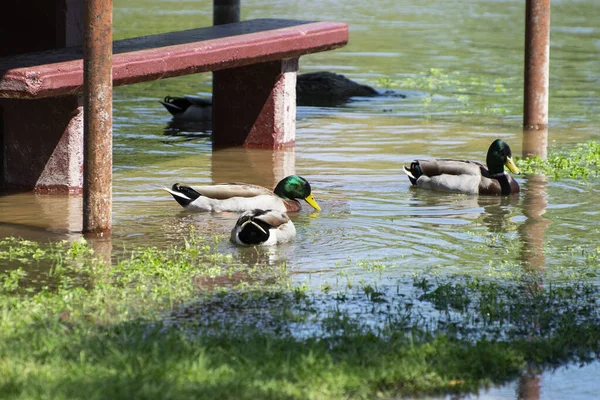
[160,72,381,121]
[403,139,520,195]
[163,175,321,213]
[159,95,212,121]
[230,209,296,246]
[296,71,379,107]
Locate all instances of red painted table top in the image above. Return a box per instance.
[0,19,348,99]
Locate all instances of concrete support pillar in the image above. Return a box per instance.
[0,96,83,193]
[0,0,83,57]
[0,0,84,193]
[212,58,298,149]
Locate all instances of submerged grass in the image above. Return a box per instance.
[517,140,600,180]
[0,235,599,399]
[378,68,516,117]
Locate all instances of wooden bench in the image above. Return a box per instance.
[0,19,348,192]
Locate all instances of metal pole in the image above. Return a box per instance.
[213,0,240,25]
[522,127,548,159]
[83,0,113,234]
[523,0,551,130]
[212,0,240,139]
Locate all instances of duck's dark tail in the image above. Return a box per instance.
[163,184,201,207]
[403,162,422,186]
[159,96,189,116]
[236,216,271,245]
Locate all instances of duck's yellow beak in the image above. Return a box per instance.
[304,193,321,211]
[505,156,520,174]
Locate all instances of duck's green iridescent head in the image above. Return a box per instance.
[274,175,321,211]
[486,139,520,175]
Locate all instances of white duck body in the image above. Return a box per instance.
[230,209,296,246]
[163,183,300,213]
[187,194,290,213]
[163,175,322,213]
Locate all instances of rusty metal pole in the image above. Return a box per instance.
[83,0,113,234]
[523,0,551,130]
[213,0,240,25]
[522,127,548,159]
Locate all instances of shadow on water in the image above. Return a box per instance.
[163,119,212,139]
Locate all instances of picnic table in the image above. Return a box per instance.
[0,1,348,193]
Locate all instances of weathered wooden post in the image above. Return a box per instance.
[523,0,550,158]
[213,0,240,25]
[83,0,113,233]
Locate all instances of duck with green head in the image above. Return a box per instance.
[403,139,520,195]
[164,175,321,213]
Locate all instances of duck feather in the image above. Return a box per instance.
[188,183,274,199]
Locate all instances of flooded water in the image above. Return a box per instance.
[1,0,600,398]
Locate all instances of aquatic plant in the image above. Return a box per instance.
[518,140,600,180]
[377,68,514,117]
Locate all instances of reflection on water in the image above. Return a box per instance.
[480,195,521,234]
[2,0,600,398]
[163,119,212,138]
[211,147,296,189]
[514,129,550,400]
[519,175,551,272]
[520,127,551,272]
[0,192,83,238]
[517,370,541,400]
[467,362,600,400]
[523,128,549,160]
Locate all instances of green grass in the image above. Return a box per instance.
[0,322,529,399]
[0,236,599,399]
